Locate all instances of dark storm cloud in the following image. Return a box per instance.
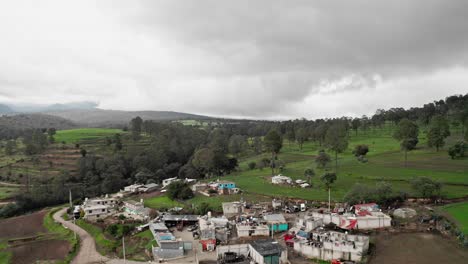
[1,0,468,119]
[126,0,468,75]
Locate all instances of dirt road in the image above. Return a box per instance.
[53,208,154,264]
[53,208,109,264]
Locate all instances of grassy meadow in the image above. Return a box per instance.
[55,128,123,144]
[222,125,468,203]
[442,201,468,235]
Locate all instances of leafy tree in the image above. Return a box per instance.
[304,168,315,185]
[315,150,331,168]
[393,118,419,167]
[351,118,361,136]
[321,172,337,189]
[324,123,349,172]
[167,181,193,200]
[228,135,247,157]
[178,163,200,179]
[47,128,56,144]
[344,182,405,206]
[248,162,256,170]
[285,129,295,146]
[135,168,156,184]
[101,169,125,194]
[448,141,467,159]
[130,116,143,141]
[314,124,328,146]
[295,128,308,150]
[411,177,442,200]
[252,137,263,154]
[427,115,450,151]
[80,148,87,157]
[353,145,369,157]
[5,140,15,155]
[155,169,167,182]
[192,148,215,177]
[257,158,269,170]
[114,133,123,151]
[264,130,283,154]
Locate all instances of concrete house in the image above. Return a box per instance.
[123,199,150,220]
[216,239,288,264]
[82,196,118,220]
[272,175,292,185]
[162,177,180,188]
[199,217,217,251]
[293,230,369,262]
[124,184,144,193]
[236,223,270,238]
[149,222,189,260]
[139,183,159,193]
[264,214,288,232]
[217,180,236,189]
[311,208,391,230]
[222,202,245,218]
[83,204,110,220]
[249,239,288,264]
[162,214,199,228]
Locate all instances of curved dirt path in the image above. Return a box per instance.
[53,208,109,264]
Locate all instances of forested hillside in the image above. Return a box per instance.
[45,109,211,126]
[0,93,467,218]
[0,114,76,139]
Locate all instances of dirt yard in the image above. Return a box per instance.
[9,239,71,264]
[370,232,468,264]
[0,210,47,238]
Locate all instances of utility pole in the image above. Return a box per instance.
[122,236,126,263]
[328,187,331,212]
[69,189,73,209]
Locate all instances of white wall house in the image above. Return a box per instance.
[293,231,369,262]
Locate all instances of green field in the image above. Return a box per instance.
[55,128,123,144]
[144,195,184,210]
[222,127,468,202]
[442,202,468,235]
[0,186,18,200]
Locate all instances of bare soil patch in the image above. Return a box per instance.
[0,210,47,238]
[9,239,71,264]
[370,232,468,264]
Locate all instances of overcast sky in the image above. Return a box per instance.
[0,0,467,119]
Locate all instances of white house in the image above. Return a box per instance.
[162,177,180,188]
[293,230,369,262]
[236,223,270,237]
[124,184,144,193]
[82,195,119,221]
[272,175,292,185]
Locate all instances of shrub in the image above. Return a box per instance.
[353,144,369,157]
[167,181,194,200]
[248,162,256,170]
[411,177,442,200]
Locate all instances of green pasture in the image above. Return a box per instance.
[55,128,123,144]
[442,202,468,235]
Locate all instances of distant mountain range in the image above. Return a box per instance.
[44,109,211,126]
[0,101,98,113]
[0,113,77,130]
[0,101,211,127]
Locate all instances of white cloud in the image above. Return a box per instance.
[0,0,467,119]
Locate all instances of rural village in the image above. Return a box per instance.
[0,2,468,264]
